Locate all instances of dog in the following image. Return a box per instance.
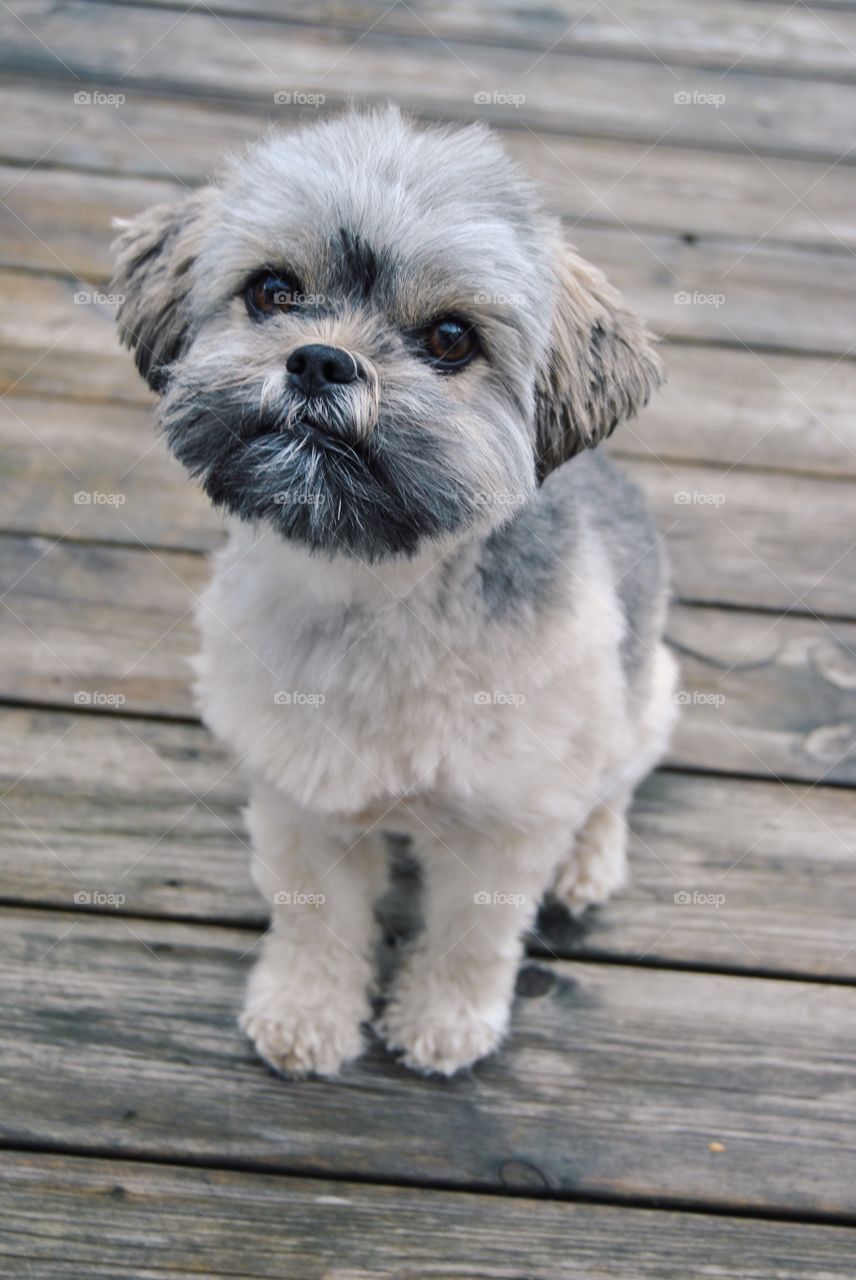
[113,106,677,1078]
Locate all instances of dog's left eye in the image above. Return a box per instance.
[244,271,302,319]
[423,317,480,371]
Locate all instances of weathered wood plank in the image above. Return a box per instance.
[93,0,856,80]
[628,345,856,476]
[5,393,856,613]
[632,462,856,617]
[3,82,855,252]
[4,2,856,160]
[0,396,216,549]
[3,1152,856,1280]
[2,708,855,976]
[0,270,141,405]
[668,605,856,784]
[5,168,856,356]
[3,531,856,782]
[2,906,855,1216]
[0,534,203,713]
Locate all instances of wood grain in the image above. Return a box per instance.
[2,708,855,976]
[668,605,856,784]
[0,396,216,548]
[2,905,855,1217]
[4,2,856,160]
[95,0,856,79]
[0,270,143,405]
[2,1151,856,1280]
[3,82,855,252]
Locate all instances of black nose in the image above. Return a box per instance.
[286,343,358,396]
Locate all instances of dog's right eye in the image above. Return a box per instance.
[244,271,302,319]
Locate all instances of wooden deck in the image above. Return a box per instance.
[1,1,856,1274]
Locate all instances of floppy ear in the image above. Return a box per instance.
[111,192,210,393]
[534,243,664,481]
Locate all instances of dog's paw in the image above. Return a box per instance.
[553,805,628,914]
[240,1001,365,1078]
[240,967,366,1077]
[378,1000,506,1076]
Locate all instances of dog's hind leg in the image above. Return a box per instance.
[551,801,629,914]
[552,641,678,914]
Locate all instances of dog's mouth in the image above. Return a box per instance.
[161,381,475,560]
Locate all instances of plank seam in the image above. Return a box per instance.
[2,1138,856,1229]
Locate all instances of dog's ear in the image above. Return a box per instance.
[534,243,663,481]
[112,192,210,393]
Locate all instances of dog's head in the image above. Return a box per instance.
[113,107,662,560]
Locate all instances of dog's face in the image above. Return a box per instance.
[113,108,662,560]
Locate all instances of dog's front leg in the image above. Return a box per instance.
[378,828,558,1076]
[239,780,384,1078]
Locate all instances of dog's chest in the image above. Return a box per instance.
[195,537,507,811]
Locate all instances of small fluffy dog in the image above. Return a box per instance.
[113,107,676,1078]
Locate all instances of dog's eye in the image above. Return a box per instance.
[245,271,302,319]
[424,317,479,371]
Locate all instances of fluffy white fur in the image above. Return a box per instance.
[112,107,677,1078]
